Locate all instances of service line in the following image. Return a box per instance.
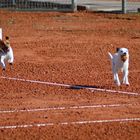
[0,103,134,114]
[1,76,139,96]
[0,118,140,129]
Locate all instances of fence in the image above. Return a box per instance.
[77,0,140,14]
[0,0,139,13]
[0,0,77,12]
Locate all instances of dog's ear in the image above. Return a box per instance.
[5,36,10,45]
[116,48,120,52]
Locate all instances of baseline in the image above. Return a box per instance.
[1,76,139,96]
[0,118,140,129]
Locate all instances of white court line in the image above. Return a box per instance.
[0,76,139,96]
[0,103,134,114]
[0,118,140,129]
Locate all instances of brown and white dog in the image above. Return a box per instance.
[108,48,129,86]
[0,36,14,71]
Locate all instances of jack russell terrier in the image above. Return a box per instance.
[108,48,129,86]
[0,36,14,71]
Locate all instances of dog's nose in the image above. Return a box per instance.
[123,52,126,55]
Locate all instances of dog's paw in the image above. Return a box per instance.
[122,81,129,86]
[125,83,130,86]
[114,80,121,86]
[117,83,121,86]
[2,68,6,76]
[9,63,13,65]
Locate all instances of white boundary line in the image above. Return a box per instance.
[0,28,2,40]
[0,76,139,96]
[0,103,134,114]
[0,118,140,129]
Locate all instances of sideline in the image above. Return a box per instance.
[0,118,140,129]
[1,76,139,96]
[0,103,134,114]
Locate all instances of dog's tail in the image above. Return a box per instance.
[108,52,113,60]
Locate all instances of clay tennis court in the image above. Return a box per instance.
[0,9,140,139]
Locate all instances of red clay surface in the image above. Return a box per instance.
[0,10,140,140]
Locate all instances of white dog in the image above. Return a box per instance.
[108,48,129,86]
[0,36,14,71]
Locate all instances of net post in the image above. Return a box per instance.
[122,0,127,14]
[72,0,77,12]
[12,0,16,5]
[0,28,2,40]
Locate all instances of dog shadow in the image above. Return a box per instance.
[67,84,102,90]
